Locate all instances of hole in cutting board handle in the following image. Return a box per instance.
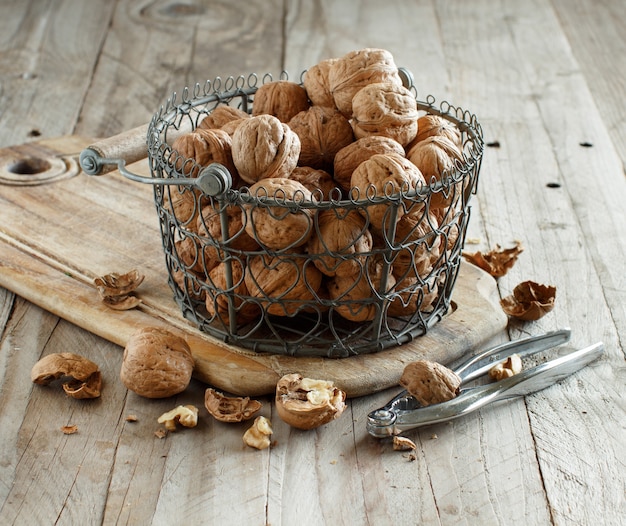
[7,157,51,175]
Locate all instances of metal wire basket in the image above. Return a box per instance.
[84,69,484,358]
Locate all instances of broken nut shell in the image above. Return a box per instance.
[204,388,262,422]
[31,352,102,399]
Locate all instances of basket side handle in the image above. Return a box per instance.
[79,123,150,176]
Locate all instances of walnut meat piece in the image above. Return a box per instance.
[243,416,273,449]
[328,48,402,118]
[275,373,346,430]
[243,178,316,249]
[205,388,262,422]
[489,354,523,381]
[120,327,194,398]
[245,253,323,316]
[303,58,338,108]
[158,405,199,431]
[307,208,373,277]
[231,114,301,184]
[31,353,102,399]
[288,106,354,171]
[400,360,461,406]
[333,135,405,192]
[350,153,426,234]
[252,80,310,122]
[350,82,419,147]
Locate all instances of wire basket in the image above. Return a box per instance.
[141,70,484,358]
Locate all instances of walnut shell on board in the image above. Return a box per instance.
[350,82,418,147]
[120,327,194,399]
[252,80,311,123]
[328,48,403,118]
[243,178,316,250]
[333,135,405,192]
[303,58,338,109]
[288,106,354,171]
[231,114,301,184]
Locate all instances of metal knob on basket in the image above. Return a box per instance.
[79,68,484,358]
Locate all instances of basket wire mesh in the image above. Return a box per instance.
[145,70,484,358]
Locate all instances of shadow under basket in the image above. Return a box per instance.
[144,71,484,358]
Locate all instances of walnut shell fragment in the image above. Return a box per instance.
[463,241,524,278]
[94,269,144,310]
[31,352,102,399]
[275,373,346,430]
[500,281,556,321]
[120,327,194,398]
[204,388,262,422]
[399,360,461,407]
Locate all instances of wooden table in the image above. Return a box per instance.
[1,1,624,524]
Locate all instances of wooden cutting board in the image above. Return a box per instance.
[0,136,508,397]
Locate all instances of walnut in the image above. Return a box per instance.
[205,259,261,325]
[243,178,316,249]
[31,353,102,399]
[489,354,523,381]
[198,105,249,130]
[307,208,373,277]
[333,136,404,192]
[275,373,346,430]
[303,58,338,108]
[231,114,300,184]
[205,388,262,422]
[252,80,310,122]
[196,202,260,261]
[120,327,194,398]
[243,416,273,449]
[175,236,217,275]
[157,405,199,431]
[350,153,426,234]
[94,269,144,310]
[390,211,441,280]
[328,48,402,118]
[500,281,556,321]
[388,276,439,317]
[289,166,338,200]
[399,360,461,406]
[350,82,419,147]
[171,267,206,302]
[245,252,323,316]
[171,128,237,181]
[408,114,463,150]
[219,118,248,139]
[327,255,396,322]
[407,135,464,209]
[162,187,204,232]
[288,106,354,171]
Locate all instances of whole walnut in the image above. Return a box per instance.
[350,153,426,234]
[206,259,261,326]
[171,128,237,180]
[288,106,354,171]
[333,136,405,192]
[327,255,396,322]
[303,58,338,109]
[407,135,464,209]
[175,236,219,276]
[243,178,316,249]
[289,166,338,200]
[307,208,373,277]
[196,203,260,261]
[252,80,310,123]
[245,253,323,316]
[388,275,440,317]
[198,105,250,130]
[407,114,462,150]
[162,187,205,232]
[328,48,402,118]
[231,114,301,184]
[350,82,418,147]
[390,211,441,280]
[120,327,194,398]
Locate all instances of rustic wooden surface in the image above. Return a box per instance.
[0,1,624,525]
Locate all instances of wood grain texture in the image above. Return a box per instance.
[0,0,624,524]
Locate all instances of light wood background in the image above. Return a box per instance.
[1,1,624,524]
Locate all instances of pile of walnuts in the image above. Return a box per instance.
[167,48,467,327]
